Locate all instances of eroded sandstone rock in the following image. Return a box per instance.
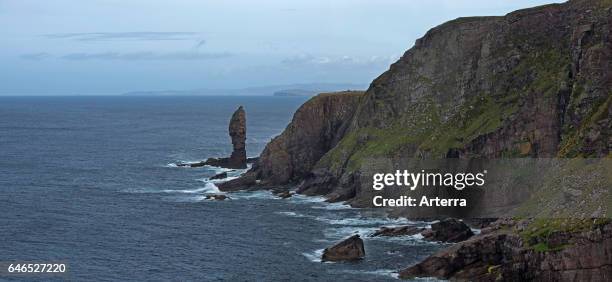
[227,106,247,169]
[177,106,248,169]
[322,234,365,262]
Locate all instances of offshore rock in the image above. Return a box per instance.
[205,194,228,201]
[177,106,248,169]
[227,106,247,169]
[209,172,228,180]
[204,106,247,169]
[321,234,365,262]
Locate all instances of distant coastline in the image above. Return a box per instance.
[122,83,367,97]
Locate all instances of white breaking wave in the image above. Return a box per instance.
[275,211,312,218]
[165,160,205,168]
[161,195,208,203]
[291,194,327,203]
[122,183,220,194]
[207,175,240,184]
[367,233,435,246]
[331,269,400,279]
[161,183,220,194]
[311,202,353,210]
[230,190,277,200]
[314,216,411,226]
[301,248,325,263]
[323,226,379,240]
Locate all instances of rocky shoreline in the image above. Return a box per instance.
[189,0,611,280]
[400,218,612,281]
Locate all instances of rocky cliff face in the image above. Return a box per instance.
[251,91,364,186]
[220,1,611,280]
[400,219,612,281]
[233,0,611,208]
[292,0,611,206]
[227,1,610,209]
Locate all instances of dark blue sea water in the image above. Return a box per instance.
[0,96,442,281]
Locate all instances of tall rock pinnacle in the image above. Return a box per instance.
[227,106,247,169]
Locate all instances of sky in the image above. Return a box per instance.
[0,0,562,95]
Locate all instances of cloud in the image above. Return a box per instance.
[194,39,207,49]
[44,32,203,41]
[20,52,53,60]
[60,51,232,61]
[281,53,399,68]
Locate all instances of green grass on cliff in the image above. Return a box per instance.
[559,93,611,157]
[318,47,573,172]
[519,218,611,252]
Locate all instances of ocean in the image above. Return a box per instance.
[0,96,442,281]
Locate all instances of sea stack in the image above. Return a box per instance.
[227,106,247,169]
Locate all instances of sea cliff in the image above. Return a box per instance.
[234,0,610,210]
[221,0,611,280]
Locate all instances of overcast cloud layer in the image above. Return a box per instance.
[0,0,561,95]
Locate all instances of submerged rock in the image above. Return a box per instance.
[209,172,228,180]
[321,234,365,262]
[421,218,474,243]
[274,191,294,199]
[205,194,228,201]
[217,172,257,192]
[371,226,425,237]
[176,161,205,167]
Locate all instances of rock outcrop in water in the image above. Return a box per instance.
[227,106,247,168]
[209,172,228,180]
[179,106,248,169]
[205,194,228,201]
[321,234,365,262]
[203,106,247,169]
